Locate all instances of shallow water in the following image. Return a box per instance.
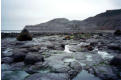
[2,71,29,80]
[1,64,29,80]
[73,70,101,80]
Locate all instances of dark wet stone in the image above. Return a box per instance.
[47,44,55,50]
[114,30,121,36]
[108,43,121,51]
[10,62,25,70]
[24,53,44,65]
[68,61,82,79]
[12,49,28,62]
[92,65,118,80]
[2,57,14,64]
[17,29,32,41]
[69,61,82,71]
[86,45,94,51]
[14,41,25,46]
[110,54,121,67]
[25,73,70,80]
[28,46,40,52]
[25,62,48,74]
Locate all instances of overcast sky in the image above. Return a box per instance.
[1,0,121,30]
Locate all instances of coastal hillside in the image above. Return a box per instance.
[25,9,121,33]
[80,9,121,30]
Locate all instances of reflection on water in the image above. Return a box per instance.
[73,70,101,80]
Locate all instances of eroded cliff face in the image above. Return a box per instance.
[25,9,121,33]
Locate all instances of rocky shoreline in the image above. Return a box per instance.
[1,32,121,80]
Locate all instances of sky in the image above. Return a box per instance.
[1,0,121,30]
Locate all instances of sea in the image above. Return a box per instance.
[1,30,22,33]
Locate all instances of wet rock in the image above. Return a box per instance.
[86,45,94,51]
[14,41,25,46]
[17,29,32,41]
[68,69,79,79]
[12,49,28,62]
[24,53,44,65]
[25,62,48,74]
[2,48,13,57]
[51,65,70,73]
[92,65,117,80]
[114,30,121,36]
[61,44,65,49]
[110,54,121,67]
[2,71,29,80]
[108,43,121,51]
[68,61,82,79]
[54,43,65,50]
[47,44,55,50]
[28,46,40,52]
[25,73,70,80]
[63,35,71,40]
[69,61,82,71]
[2,57,13,64]
[25,66,39,74]
[10,62,25,70]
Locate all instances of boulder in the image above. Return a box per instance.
[12,49,28,62]
[108,43,121,51]
[68,61,82,79]
[10,62,25,70]
[47,44,55,50]
[24,53,44,65]
[86,45,94,51]
[25,73,70,80]
[110,54,121,67]
[17,29,32,41]
[114,30,121,36]
[92,65,117,80]
[69,61,82,71]
[25,62,48,74]
[28,46,40,52]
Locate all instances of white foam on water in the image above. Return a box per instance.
[98,51,114,59]
[78,42,90,46]
[64,45,72,53]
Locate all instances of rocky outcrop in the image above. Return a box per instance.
[110,54,121,67]
[24,53,44,65]
[17,29,32,41]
